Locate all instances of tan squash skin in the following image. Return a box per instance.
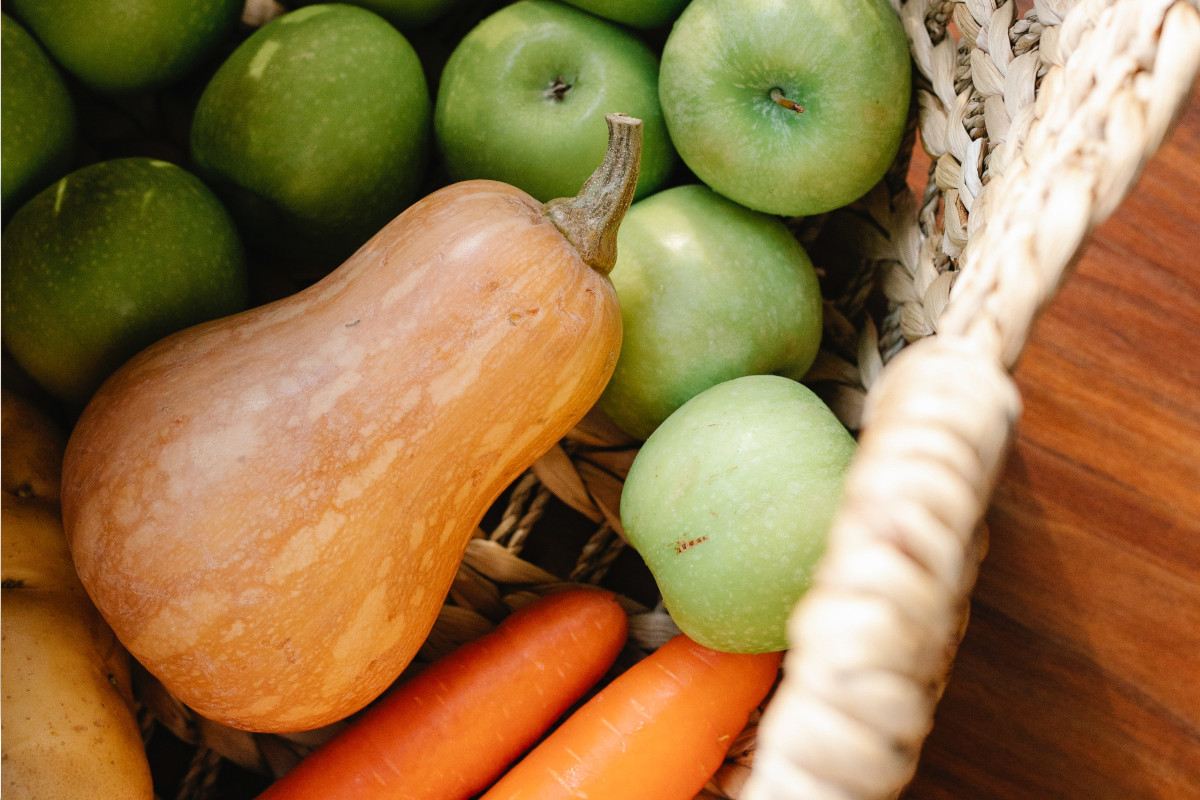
[60,178,624,732]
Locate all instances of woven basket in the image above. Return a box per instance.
[137,1,1200,798]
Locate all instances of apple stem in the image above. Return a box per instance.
[544,113,642,276]
[544,75,571,101]
[770,88,805,114]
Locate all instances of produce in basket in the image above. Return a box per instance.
[621,374,856,653]
[59,114,642,733]
[658,0,912,217]
[0,157,250,411]
[3,0,1195,797]
[0,13,77,215]
[598,184,825,440]
[6,0,242,94]
[190,3,433,275]
[1,386,67,502]
[255,587,629,799]
[481,633,781,800]
[434,0,677,204]
[1,389,155,800]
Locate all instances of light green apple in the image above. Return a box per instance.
[598,184,823,441]
[1,158,249,410]
[620,374,856,653]
[434,0,677,203]
[8,0,242,94]
[658,0,911,217]
[190,4,432,275]
[1,14,77,217]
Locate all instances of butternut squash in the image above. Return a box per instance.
[60,114,642,733]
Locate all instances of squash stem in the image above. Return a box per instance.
[545,113,643,276]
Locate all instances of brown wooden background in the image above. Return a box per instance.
[902,78,1200,799]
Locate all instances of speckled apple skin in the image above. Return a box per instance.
[598,184,823,440]
[659,0,912,217]
[190,4,432,272]
[0,158,248,409]
[620,374,856,653]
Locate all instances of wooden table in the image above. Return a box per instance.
[904,82,1200,798]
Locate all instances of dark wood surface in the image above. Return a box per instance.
[904,82,1200,798]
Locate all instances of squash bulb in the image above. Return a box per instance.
[61,115,642,733]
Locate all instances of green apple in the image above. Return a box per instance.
[434,0,676,203]
[658,0,911,217]
[1,14,77,217]
[8,0,241,94]
[620,374,856,653]
[558,0,690,29]
[598,184,823,440]
[191,4,432,275]
[1,158,249,410]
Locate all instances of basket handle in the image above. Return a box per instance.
[743,1,1200,798]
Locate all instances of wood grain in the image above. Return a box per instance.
[904,79,1200,799]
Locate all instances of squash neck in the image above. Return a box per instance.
[544,113,643,276]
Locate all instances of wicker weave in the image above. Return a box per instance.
[746,1,1200,798]
[140,1,1200,798]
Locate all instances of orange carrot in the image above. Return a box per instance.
[480,633,782,800]
[255,587,629,800]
